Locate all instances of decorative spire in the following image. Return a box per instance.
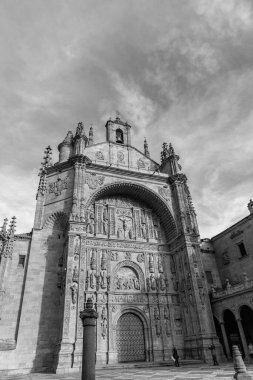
[8,216,16,237]
[1,218,8,235]
[88,125,94,146]
[0,216,16,260]
[42,146,52,169]
[37,146,52,198]
[144,138,150,158]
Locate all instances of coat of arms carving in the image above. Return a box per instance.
[49,176,69,196]
[85,173,105,189]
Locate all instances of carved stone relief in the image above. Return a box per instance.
[85,195,165,243]
[85,173,105,189]
[114,267,140,291]
[49,176,69,196]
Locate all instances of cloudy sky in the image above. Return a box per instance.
[1,0,253,238]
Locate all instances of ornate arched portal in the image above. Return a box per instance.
[82,182,178,365]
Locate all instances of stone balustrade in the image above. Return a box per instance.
[211,278,253,299]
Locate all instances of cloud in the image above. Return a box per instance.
[0,0,253,238]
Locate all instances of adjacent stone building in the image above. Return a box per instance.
[0,116,220,375]
[201,201,253,361]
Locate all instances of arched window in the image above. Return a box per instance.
[116,128,124,144]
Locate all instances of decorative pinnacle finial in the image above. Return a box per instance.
[1,218,8,234]
[88,125,94,146]
[8,216,16,236]
[144,137,150,158]
[42,146,52,169]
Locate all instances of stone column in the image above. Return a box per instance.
[80,298,98,380]
[220,321,231,359]
[236,318,249,360]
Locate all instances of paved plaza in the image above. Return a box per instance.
[2,364,253,380]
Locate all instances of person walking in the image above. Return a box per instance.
[208,344,219,366]
[172,347,180,367]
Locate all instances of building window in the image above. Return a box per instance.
[205,271,213,284]
[18,255,26,267]
[238,242,247,258]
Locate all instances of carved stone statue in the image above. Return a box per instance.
[70,282,78,304]
[159,274,166,291]
[150,274,156,290]
[90,249,96,270]
[149,253,154,273]
[100,271,107,289]
[101,306,107,339]
[90,271,95,289]
[102,207,108,235]
[87,208,95,234]
[154,307,161,336]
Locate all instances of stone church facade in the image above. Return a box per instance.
[0,117,219,375]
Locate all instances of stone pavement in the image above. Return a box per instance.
[2,364,253,380]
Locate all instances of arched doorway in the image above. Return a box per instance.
[241,305,253,347]
[116,313,145,363]
[224,309,243,357]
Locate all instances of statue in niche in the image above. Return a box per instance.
[118,216,133,240]
[150,274,156,290]
[90,249,96,270]
[86,207,95,234]
[71,194,78,220]
[225,278,231,292]
[101,250,106,270]
[102,207,108,235]
[70,282,78,304]
[222,251,230,265]
[134,278,140,290]
[141,223,147,239]
[164,307,170,336]
[110,251,118,261]
[199,289,205,305]
[116,277,123,290]
[125,252,131,260]
[74,237,80,256]
[90,271,95,289]
[159,274,166,291]
[107,275,111,291]
[149,253,154,273]
[96,273,100,290]
[146,278,150,292]
[72,266,78,283]
[153,218,159,240]
[101,306,107,339]
[158,255,163,273]
[100,271,107,289]
[85,272,89,290]
[154,307,161,336]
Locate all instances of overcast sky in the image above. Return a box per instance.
[1,0,253,238]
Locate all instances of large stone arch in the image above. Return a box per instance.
[43,211,68,231]
[85,181,177,242]
[111,260,145,292]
